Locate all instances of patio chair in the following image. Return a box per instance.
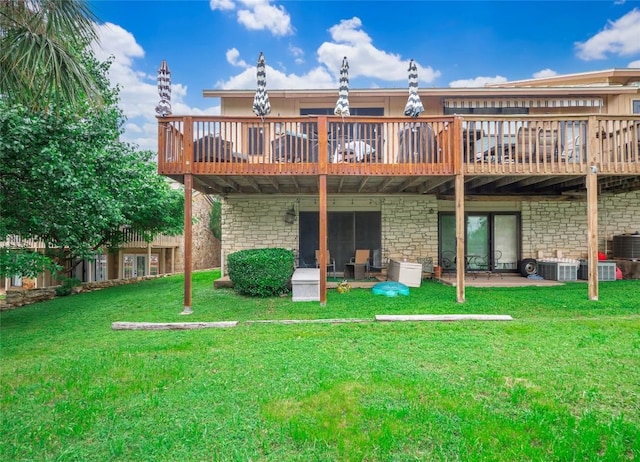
[349,249,371,278]
[315,250,336,278]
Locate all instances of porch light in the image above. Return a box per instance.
[284,206,296,224]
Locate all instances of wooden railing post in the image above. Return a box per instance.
[587,116,600,171]
[157,118,166,174]
[183,116,193,174]
[453,116,463,174]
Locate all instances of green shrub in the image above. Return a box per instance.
[227,248,295,297]
[55,277,81,297]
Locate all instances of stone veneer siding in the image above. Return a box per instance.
[221,195,439,274]
[381,196,439,263]
[174,192,221,272]
[221,198,298,274]
[521,191,639,259]
[221,191,638,272]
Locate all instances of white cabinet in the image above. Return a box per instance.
[387,259,423,287]
[291,268,320,301]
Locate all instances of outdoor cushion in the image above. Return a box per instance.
[372,281,410,297]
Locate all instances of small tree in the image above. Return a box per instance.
[227,248,295,297]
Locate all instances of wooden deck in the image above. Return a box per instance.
[158,115,640,196]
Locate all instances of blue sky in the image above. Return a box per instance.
[88,0,640,150]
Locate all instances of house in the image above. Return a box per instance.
[157,68,640,308]
[1,191,220,294]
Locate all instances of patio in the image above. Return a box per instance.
[214,273,563,290]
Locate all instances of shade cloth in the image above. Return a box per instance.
[155,60,172,116]
[404,59,424,118]
[334,56,350,117]
[252,52,271,120]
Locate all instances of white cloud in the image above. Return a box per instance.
[289,44,304,65]
[226,48,247,67]
[216,17,441,90]
[217,63,335,90]
[211,0,293,36]
[533,68,557,79]
[91,23,218,152]
[448,76,508,88]
[317,17,441,83]
[209,0,235,11]
[629,59,640,68]
[124,122,143,134]
[575,8,640,60]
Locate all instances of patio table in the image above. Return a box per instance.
[344,262,366,280]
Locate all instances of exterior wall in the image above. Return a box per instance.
[381,196,439,263]
[221,197,299,274]
[221,191,638,271]
[522,191,640,259]
[599,190,640,250]
[173,192,220,272]
[191,193,220,270]
[607,94,639,114]
[221,194,440,274]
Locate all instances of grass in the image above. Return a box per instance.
[1,270,639,461]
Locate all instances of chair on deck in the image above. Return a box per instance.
[515,127,558,164]
[330,122,382,163]
[349,249,371,278]
[315,250,336,278]
[398,122,438,163]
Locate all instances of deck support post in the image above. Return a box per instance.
[181,173,193,314]
[319,175,328,305]
[318,116,329,305]
[455,173,465,303]
[587,117,599,301]
[587,169,599,300]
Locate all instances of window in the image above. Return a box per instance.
[633,100,640,114]
[444,107,529,115]
[300,108,384,116]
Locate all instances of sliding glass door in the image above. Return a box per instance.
[438,213,519,272]
[299,211,381,272]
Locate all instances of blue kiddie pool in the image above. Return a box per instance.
[372,281,410,297]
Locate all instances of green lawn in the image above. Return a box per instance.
[1,270,639,461]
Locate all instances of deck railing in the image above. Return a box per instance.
[157,115,640,176]
[1,231,181,251]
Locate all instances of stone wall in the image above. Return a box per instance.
[221,197,298,274]
[191,193,220,270]
[220,191,638,272]
[599,191,640,250]
[2,274,168,310]
[381,196,439,263]
[220,195,439,274]
[174,192,221,272]
[522,191,640,259]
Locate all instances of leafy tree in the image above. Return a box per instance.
[0,0,101,110]
[0,52,183,278]
[210,197,222,240]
